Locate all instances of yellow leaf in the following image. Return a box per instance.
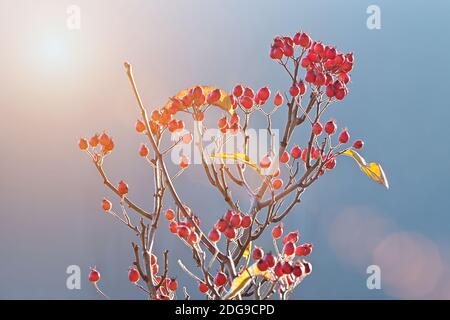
[243,242,252,259]
[342,149,389,189]
[164,85,234,114]
[210,152,261,174]
[224,263,274,300]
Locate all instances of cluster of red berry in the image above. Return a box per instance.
[208,210,252,242]
[165,207,202,246]
[78,132,114,156]
[270,31,354,101]
[257,225,312,289]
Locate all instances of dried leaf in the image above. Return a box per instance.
[164,85,234,114]
[342,149,389,189]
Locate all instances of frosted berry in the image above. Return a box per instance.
[165,209,175,221]
[291,145,302,159]
[339,129,350,144]
[128,267,140,283]
[208,228,221,242]
[272,224,283,239]
[324,120,337,135]
[257,87,271,101]
[253,247,264,260]
[117,180,129,196]
[139,144,149,157]
[241,215,252,228]
[353,139,364,149]
[280,151,290,163]
[312,122,323,136]
[89,268,100,283]
[102,198,112,212]
[78,138,88,150]
[199,282,209,293]
[274,92,284,106]
[214,272,227,287]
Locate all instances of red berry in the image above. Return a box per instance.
[217,116,227,129]
[199,282,209,293]
[252,247,264,260]
[168,278,178,291]
[339,129,350,144]
[207,89,221,104]
[241,215,252,229]
[301,57,310,68]
[128,267,140,283]
[188,232,199,245]
[325,157,336,170]
[270,46,283,60]
[353,139,364,149]
[274,262,284,277]
[165,209,175,221]
[78,138,88,150]
[335,88,347,100]
[272,178,283,190]
[280,151,290,163]
[272,224,283,239]
[233,84,243,97]
[243,87,254,98]
[214,272,227,287]
[225,210,233,222]
[313,42,324,55]
[177,225,190,239]
[264,252,275,267]
[102,198,112,212]
[257,87,271,102]
[260,155,272,169]
[139,144,149,157]
[216,218,228,232]
[230,213,242,228]
[89,134,99,147]
[312,122,323,136]
[273,92,283,107]
[179,155,190,169]
[224,226,236,240]
[326,47,337,60]
[283,44,294,57]
[135,120,146,133]
[282,261,293,274]
[240,96,254,109]
[89,268,100,283]
[314,73,326,86]
[192,86,204,100]
[324,120,337,135]
[325,84,335,98]
[303,261,312,274]
[296,243,313,256]
[289,84,300,97]
[298,32,312,48]
[291,145,302,159]
[298,81,306,95]
[208,228,220,242]
[284,241,295,256]
[305,70,316,83]
[282,231,299,244]
[169,221,178,234]
[117,180,129,196]
[257,259,269,272]
[293,265,303,277]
